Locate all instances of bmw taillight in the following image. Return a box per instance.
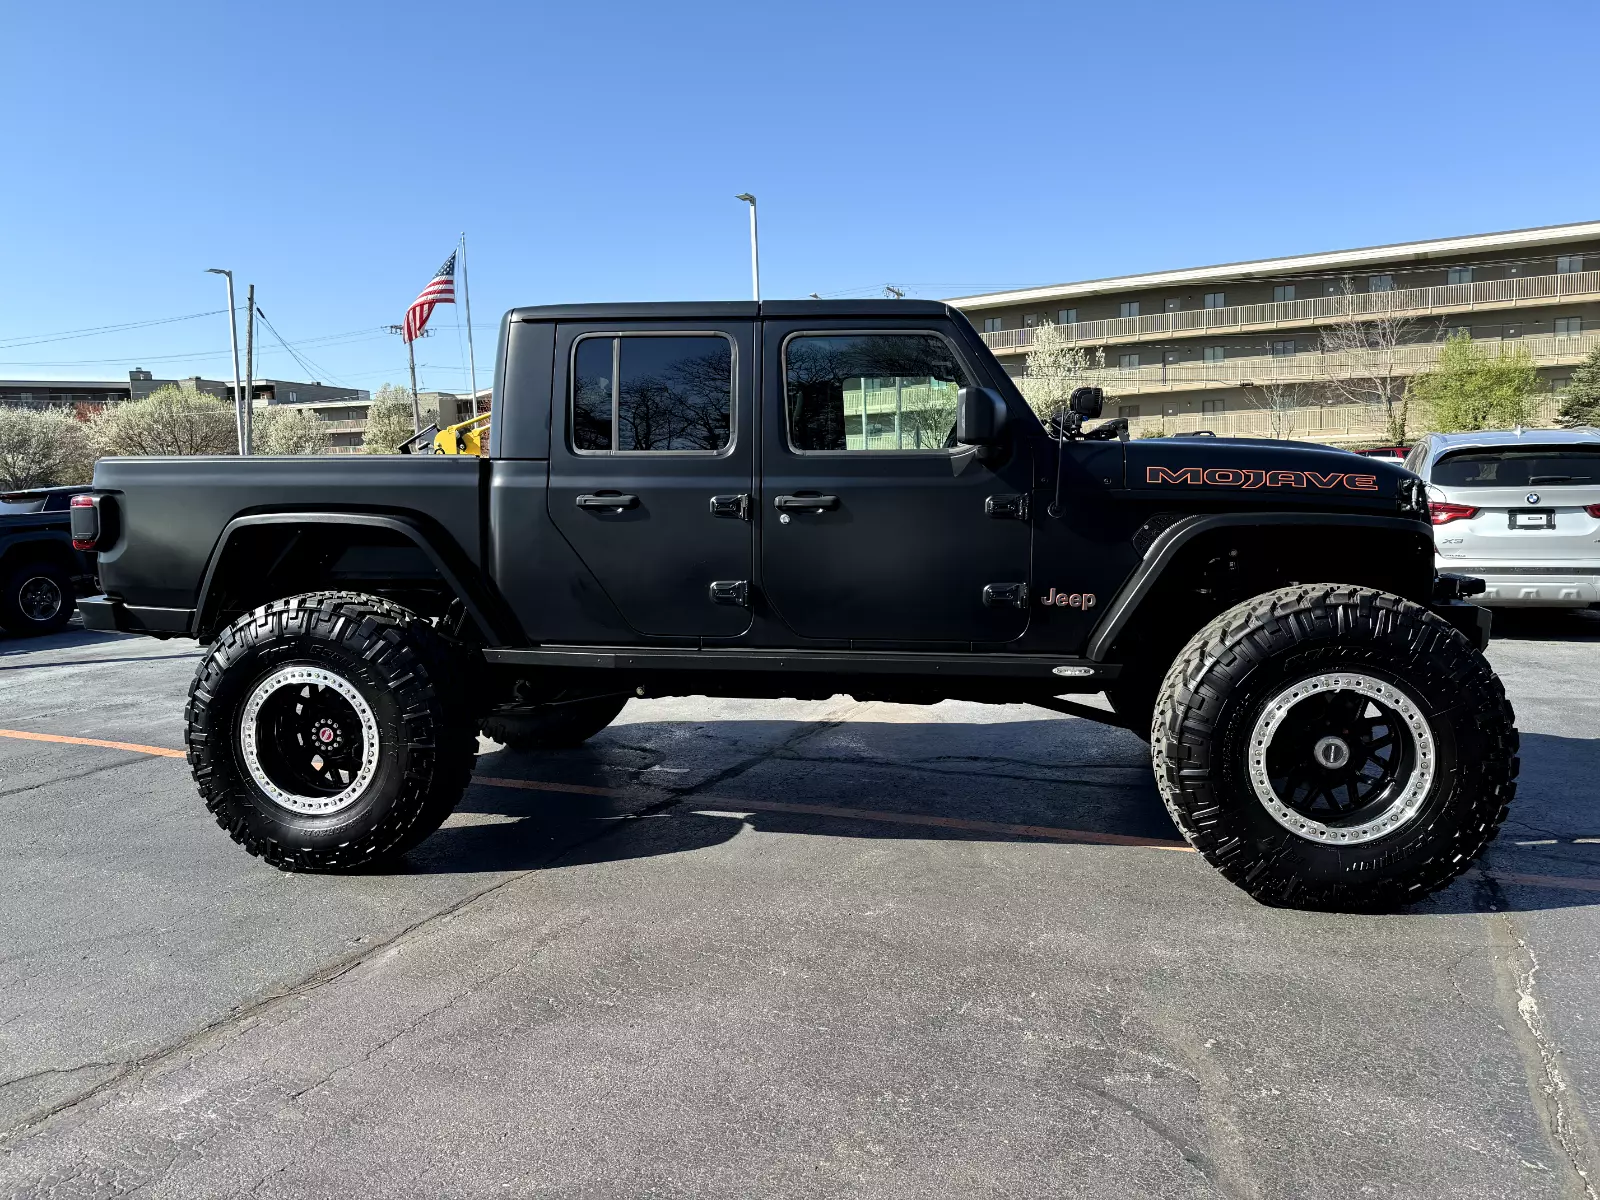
[1429,501,1479,526]
[1586,503,1600,518]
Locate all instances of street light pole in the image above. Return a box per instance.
[734,193,759,302]
[206,268,245,454]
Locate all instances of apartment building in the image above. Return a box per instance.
[948,220,1600,433]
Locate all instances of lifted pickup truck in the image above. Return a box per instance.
[75,301,1516,909]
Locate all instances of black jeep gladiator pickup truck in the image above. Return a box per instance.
[73,300,1516,909]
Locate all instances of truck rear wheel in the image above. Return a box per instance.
[481,694,629,752]
[0,561,76,636]
[186,592,476,871]
[1152,584,1518,910]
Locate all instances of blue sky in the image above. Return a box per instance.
[4,0,1597,395]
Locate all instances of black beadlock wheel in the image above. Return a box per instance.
[185,592,477,871]
[1151,584,1518,911]
[0,561,76,636]
[481,694,629,752]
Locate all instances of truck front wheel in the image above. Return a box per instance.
[1152,585,1518,910]
[186,593,476,871]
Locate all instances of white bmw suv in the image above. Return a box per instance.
[1408,429,1600,607]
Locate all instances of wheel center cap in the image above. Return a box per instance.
[318,727,336,743]
[1313,735,1352,769]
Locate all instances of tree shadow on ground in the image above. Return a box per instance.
[401,718,1600,915]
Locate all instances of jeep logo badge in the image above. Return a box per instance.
[1041,588,1096,610]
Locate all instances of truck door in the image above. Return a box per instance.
[547,321,755,639]
[759,323,1033,643]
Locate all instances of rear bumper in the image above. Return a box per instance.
[1440,570,1600,608]
[78,595,195,637]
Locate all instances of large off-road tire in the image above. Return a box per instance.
[186,592,477,871]
[0,561,76,636]
[481,694,629,751]
[1152,584,1518,911]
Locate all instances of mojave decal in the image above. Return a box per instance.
[1145,466,1379,492]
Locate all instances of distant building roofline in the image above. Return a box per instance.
[946,219,1600,311]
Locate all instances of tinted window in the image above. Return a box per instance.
[572,335,732,452]
[0,497,45,514]
[1433,446,1600,487]
[784,334,968,452]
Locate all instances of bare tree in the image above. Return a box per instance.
[1318,282,1415,444]
[1018,319,1113,424]
[1244,380,1308,440]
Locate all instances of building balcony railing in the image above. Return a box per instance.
[980,269,1600,354]
[1119,393,1563,445]
[1064,329,1600,396]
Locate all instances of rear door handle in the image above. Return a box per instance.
[576,493,639,511]
[709,494,751,520]
[773,494,839,512]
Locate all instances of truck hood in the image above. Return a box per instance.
[1124,438,1415,508]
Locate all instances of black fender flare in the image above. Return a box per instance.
[1084,511,1434,661]
[193,511,521,643]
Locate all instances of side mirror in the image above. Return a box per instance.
[955,386,1009,446]
[1069,386,1103,419]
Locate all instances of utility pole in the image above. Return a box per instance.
[243,284,255,455]
[734,193,759,301]
[386,325,431,432]
[205,268,244,453]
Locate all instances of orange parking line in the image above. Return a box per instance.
[0,728,185,758]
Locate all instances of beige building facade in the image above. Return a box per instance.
[948,220,1600,438]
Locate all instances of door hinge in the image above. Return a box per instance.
[985,494,1029,520]
[709,494,751,520]
[709,580,750,607]
[982,582,1029,609]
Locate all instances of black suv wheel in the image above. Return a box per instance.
[0,561,76,636]
[186,592,476,870]
[481,694,629,751]
[1152,585,1518,910]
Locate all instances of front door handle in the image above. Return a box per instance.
[773,493,839,513]
[576,493,639,511]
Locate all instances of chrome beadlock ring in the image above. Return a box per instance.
[1247,672,1436,845]
[239,665,381,815]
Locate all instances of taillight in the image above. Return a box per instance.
[1429,501,1479,526]
[70,494,97,550]
[1587,503,1600,518]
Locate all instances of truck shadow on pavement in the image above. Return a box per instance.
[1488,607,1600,641]
[402,720,1600,915]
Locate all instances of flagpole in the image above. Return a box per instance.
[459,233,479,407]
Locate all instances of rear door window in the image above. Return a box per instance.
[1432,446,1600,487]
[571,334,733,452]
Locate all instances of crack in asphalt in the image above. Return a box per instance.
[0,753,158,801]
[0,702,864,1158]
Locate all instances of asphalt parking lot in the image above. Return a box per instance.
[1,614,1598,1199]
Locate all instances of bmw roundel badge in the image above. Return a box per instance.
[1526,492,1540,505]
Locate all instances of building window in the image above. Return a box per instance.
[1272,339,1296,357]
[288,391,298,402]
[1203,346,1225,364]
[1057,308,1077,325]
[1273,285,1296,303]
[1558,255,1585,274]
[1119,353,1140,370]
[1203,292,1225,309]
[1164,298,1180,313]
[982,317,1002,334]
[1119,301,1140,319]
[1556,316,1583,336]
[1504,325,1521,338]
[1023,313,1039,328]
[1368,275,1393,292]
[1118,404,1140,420]
[1448,267,1472,285]
[1201,399,1224,416]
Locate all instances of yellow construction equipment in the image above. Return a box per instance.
[397,411,490,456]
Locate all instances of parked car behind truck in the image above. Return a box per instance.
[72,300,1517,910]
[0,484,97,635]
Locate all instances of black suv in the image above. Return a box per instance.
[0,484,97,635]
[73,301,1515,909]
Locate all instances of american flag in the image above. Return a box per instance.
[403,251,456,342]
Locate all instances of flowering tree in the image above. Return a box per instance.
[1018,320,1113,424]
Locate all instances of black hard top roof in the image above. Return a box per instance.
[508,299,957,322]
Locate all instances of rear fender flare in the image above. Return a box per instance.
[1084,512,1434,661]
[193,511,520,643]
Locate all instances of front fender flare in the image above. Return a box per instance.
[1084,511,1434,661]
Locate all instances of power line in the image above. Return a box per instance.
[254,307,346,387]
[0,309,232,350]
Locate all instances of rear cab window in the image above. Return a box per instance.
[572,333,734,453]
[1432,445,1600,488]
